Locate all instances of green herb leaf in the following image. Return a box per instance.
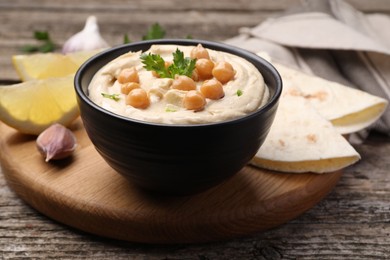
[165,107,177,112]
[236,89,243,96]
[169,49,196,78]
[123,34,131,44]
[34,31,50,41]
[140,53,171,78]
[38,41,55,53]
[20,45,40,53]
[142,23,166,40]
[141,49,196,79]
[101,93,120,101]
[21,31,56,53]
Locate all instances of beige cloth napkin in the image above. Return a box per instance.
[225,0,390,137]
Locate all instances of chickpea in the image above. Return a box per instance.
[126,88,150,109]
[183,90,206,111]
[190,44,210,60]
[171,75,196,91]
[191,68,199,82]
[195,58,214,80]
[212,61,235,84]
[121,82,140,95]
[118,67,139,84]
[200,79,224,100]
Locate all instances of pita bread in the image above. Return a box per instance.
[250,86,361,173]
[273,63,388,134]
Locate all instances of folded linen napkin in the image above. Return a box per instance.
[225,0,390,138]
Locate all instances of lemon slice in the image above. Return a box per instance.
[12,50,100,81]
[0,75,79,135]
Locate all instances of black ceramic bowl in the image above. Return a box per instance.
[75,39,282,195]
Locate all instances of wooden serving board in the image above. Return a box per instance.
[0,119,342,244]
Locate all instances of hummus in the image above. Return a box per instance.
[88,44,269,124]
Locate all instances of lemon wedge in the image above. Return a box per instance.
[0,75,79,135]
[12,50,100,81]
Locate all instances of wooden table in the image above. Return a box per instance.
[1,1,390,259]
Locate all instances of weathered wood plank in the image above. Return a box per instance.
[1,133,389,259]
[1,0,390,12]
[1,0,390,259]
[1,0,390,80]
[0,8,273,80]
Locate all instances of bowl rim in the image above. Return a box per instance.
[74,39,283,128]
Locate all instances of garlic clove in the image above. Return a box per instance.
[62,15,109,54]
[36,123,77,162]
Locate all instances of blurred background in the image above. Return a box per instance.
[1,0,390,79]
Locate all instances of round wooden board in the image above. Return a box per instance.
[0,119,342,244]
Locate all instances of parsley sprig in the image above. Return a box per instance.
[142,23,166,40]
[123,23,166,44]
[21,31,56,53]
[101,93,120,101]
[140,49,196,79]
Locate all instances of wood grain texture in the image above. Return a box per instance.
[1,0,390,259]
[0,120,342,244]
[0,137,389,256]
[1,0,390,80]
[1,132,390,258]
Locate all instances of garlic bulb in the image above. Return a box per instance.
[62,16,109,54]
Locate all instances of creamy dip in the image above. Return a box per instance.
[88,44,269,124]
